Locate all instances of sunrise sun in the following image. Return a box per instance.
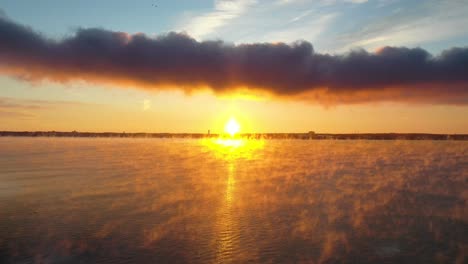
[225,118,240,137]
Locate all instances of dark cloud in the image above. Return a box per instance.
[0,16,467,105]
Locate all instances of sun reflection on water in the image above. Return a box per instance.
[226,164,235,204]
[201,138,264,160]
[200,138,264,263]
[215,162,237,263]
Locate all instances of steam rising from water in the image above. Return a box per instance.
[0,138,466,263]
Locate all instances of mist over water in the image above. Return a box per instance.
[0,138,466,263]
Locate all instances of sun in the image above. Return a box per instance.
[225,118,240,137]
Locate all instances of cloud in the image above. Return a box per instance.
[275,0,301,5]
[278,0,368,5]
[0,97,90,111]
[260,12,338,44]
[0,109,35,119]
[180,0,257,39]
[337,1,468,51]
[344,0,368,3]
[0,97,43,119]
[289,10,314,23]
[0,96,95,122]
[0,16,467,105]
[0,98,42,110]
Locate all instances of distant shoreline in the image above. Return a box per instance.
[0,131,467,140]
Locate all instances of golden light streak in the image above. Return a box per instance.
[200,135,265,262]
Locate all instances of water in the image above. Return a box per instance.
[0,138,466,263]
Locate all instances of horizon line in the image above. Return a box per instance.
[1,131,467,141]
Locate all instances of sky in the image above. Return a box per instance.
[0,0,467,133]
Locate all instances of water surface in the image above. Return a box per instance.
[0,138,466,263]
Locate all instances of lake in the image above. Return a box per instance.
[0,138,466,263]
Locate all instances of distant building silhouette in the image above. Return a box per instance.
[308,131,315,139]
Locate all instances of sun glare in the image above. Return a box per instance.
[225,118,240,137]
